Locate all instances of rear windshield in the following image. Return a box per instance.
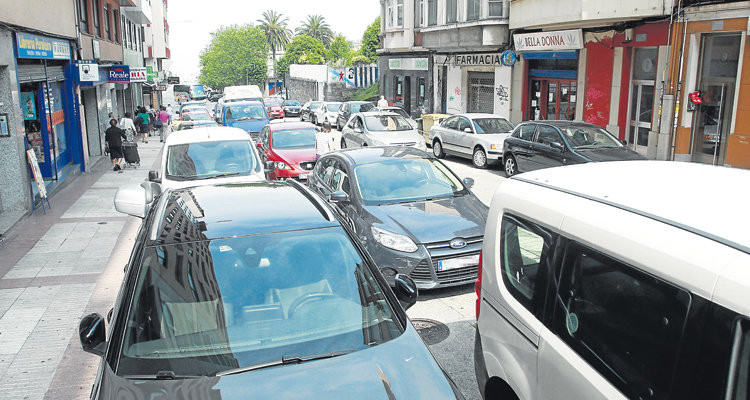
[364,115,413,132]
[283,100,301,106]
[116,227,401,377]
[326,103,342,112]
[166,140,260,180]
[310,102,322,110]
[273,129,317,149]
[351,103,375,113]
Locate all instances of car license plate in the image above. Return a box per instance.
[437,254,479,271]
[299,173,310,180]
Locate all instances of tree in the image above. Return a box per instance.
[199,25,269,89]
[326,35,353,66]
[358,17,380,64]
[296,15,334,47]
[257,10,292,68]
[276,34,327,76]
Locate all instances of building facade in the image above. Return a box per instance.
[142,0,171,107]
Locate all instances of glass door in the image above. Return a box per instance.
[529,79,576,121]
[627,48,657,155]
[691,34,741,165]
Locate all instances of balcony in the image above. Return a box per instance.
[122,0,152,24]
[510,0,670,30]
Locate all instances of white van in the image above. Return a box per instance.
[474,161,750,400]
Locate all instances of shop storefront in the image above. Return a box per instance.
[77,64,127,164]
[379,55,430,117]
[14,32,82,181]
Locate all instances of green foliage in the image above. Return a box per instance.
[296,15,334,47]
[199,25,268,89]
[257,10,292,60]
[326,35,353,66]
[351,54,370,65]
[276,34,327,76]
[350,84,380,101]
[358,17,380,64]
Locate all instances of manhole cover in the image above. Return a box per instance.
[411,318,450,345]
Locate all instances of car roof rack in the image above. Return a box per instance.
[286,180,336,222]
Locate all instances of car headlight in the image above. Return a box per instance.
[371,226,418,253]
[275,161,291,170]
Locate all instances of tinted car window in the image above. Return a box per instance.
[272,129,317,149]
[500,216,550,312]
[117,227,402,377]
[166,141,259,180]
[554,242,690,400]
[728,320,750,400]
[536,126,563,146]
[473,118,513,134]
[561,126,624,149]
[517,125,536,141]
[354,158,465,204]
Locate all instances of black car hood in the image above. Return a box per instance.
[363,195,488,244]
[96,327,461,399]
[575,147,647,162]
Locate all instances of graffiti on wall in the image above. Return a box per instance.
[496,85,509,103]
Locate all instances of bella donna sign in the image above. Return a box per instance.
[514,29,583,52]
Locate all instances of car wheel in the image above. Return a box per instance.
[341,138,347,149]
[473,147,488,169]
[433,140,445,159]
[504,155,518,176]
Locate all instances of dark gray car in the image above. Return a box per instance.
[309,147,488,289]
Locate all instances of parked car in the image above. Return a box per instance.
[80,180,465,399]
[149,126,265,189]
[474,160,750,400]
[502,121,645,176]
[377,106,417,129]
[336,101,376,130]
[264,98,285,120]
[282,100,302,118]
[174,120,219,131]
[172,111,212,130]
[309,147,488,289]
[219,100,269,141]
[257,122,318,181]
[178,101,206,115]
[313,101,342,126]
[340,111,427,152]
[300,101,322,122]
[208,92,224,102]
[430,114,514,169]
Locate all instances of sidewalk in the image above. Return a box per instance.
[0,138,163,400]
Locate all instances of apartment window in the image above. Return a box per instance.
[446,0,458,23]
[416,0,425,27]
[418,78,426,107]
[386,0,394,28]
[394,75,403,101]
[397,0,404,27]
[467,0,481,21]
[79,0,89,34]
[104,4,110,40]
[112,10,118,42]
[489,0,504,17]
[92,0,101,36]
[428,0,437,26]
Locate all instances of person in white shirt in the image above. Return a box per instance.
[316,121,335,159]
[119,112,137,142]
[377,95,388,108]
[166,104,174,115]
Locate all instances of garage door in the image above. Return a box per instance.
[468,72,495,114]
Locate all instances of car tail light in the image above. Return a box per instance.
[475,250,482,320]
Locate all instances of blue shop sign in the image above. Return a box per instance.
[16,33,71,60]
[108,65,130,83]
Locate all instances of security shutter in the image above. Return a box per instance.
[468,72,495,114]
[16,64,65,83]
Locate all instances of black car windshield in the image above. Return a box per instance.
[166,140,259,180]
[355,158,466,204]
[225,104,266,121]
[473,118,513,134]
[116,227,401,377]
[272,129,317,149]
[561,126,623,149]
[351,103,375,113]
[283,100,301,106]
[364,115,413,132]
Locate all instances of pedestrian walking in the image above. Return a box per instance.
[147,108,156,136]
[119,112,137,142]
[136,107,150,143]
[166,104,174,115]
[156,106,171,142]
[316,121,335,159]
[105,119,127,171]
[377,95,388,108]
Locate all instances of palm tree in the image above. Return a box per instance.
[257,10,292,66]
[296,15,334,47]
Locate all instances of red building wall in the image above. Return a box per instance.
[583,42,614,127]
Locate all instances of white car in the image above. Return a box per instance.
[312,101,342,126]
[475,160,750,400]
[150,126,266,189]
[340,111,427,151]
[429,113,514,169]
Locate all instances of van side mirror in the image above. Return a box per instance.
[79,313,106,357]
[148,170,161,183]
[393,274,418,310]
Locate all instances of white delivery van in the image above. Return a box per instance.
[474,160,750,400]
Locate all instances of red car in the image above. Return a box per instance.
[264,98,285,120]
[258,122,318,181]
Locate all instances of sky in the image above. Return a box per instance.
[167,0,381,83]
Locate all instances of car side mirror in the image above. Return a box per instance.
[330,191,350,203]
[79,313,106,357]
[551,141,564,151]
[464,127,473,134]
[148,170,161,183]
[264,161,275,172]
[463,177,475,189]
[114,183,158,218]
[620,139,627,145]
[393,274,418,310]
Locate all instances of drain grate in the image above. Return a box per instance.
[411,318,450,345]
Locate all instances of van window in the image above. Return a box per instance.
[728,320,750,400]
[554,242,690,400]
[500,216,550,313]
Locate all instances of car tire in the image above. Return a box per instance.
[473,147,488,169]
[504,154,518,177]
[341,138,347,149]
[433,140,445,159]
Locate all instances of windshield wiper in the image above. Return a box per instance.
[216,350,356,377]
[193,172,243,180]
[234,117,251,121]
[124,371,202,380]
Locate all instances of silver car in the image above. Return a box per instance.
[340,111,427,151]
[429,113,514,169]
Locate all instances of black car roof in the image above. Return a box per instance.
[148,182,339,246]
[518,120,601,129]
[334,146,434,166]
